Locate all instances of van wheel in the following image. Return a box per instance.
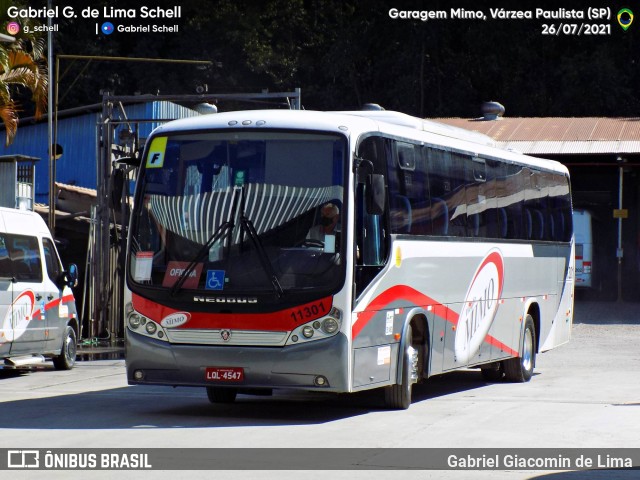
[504,315,536,382]
[384,325,418,410]
[206,387,237,403]
[53,326,77,370]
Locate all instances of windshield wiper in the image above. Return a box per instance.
[170,185,284,298]
[240,214,284,298]
[170,187,242,296]
[169,220,233,296]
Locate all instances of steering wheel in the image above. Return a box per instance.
[300,238,324,248]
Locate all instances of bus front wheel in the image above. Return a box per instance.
[384,325,418,410]
[504,315,536,382]
[206,387,238,404]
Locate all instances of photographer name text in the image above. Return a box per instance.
[7,5,181,20]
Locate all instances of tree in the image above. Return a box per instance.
[0,1,48,145]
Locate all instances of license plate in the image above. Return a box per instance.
[205,367,244,382]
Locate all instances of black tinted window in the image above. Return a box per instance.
[43,238,62,283]
[0,234,42,282]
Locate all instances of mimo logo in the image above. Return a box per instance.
[1,290,35,342]
[454,249,504,363]
[160,312,190,328]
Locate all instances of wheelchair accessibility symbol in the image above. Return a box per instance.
[205,270,225,290]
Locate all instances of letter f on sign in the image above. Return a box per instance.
[145,137,168,168]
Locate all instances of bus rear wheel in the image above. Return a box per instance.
[206,387,238,404]
[384,325,418,410]
[504,315,536,382]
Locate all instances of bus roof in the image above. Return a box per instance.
[151,109,569,175]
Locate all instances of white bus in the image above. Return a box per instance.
[124,109,574,409]
[572,209,593,288]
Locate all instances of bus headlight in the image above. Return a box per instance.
[129,313,141,329]
[286,308,343,345]
[126,310,168,342]
[322,317,339,334]
[145,322,157,335]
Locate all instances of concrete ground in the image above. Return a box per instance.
[0,299,638,480]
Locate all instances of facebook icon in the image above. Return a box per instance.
[205,270,225,290]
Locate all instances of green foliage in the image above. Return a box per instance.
[0,0,48,144]
[22,0,640,117]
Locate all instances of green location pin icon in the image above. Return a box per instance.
[618,8,634,31]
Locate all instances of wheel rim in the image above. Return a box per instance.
[65,333,77,363]
[522,328,533,372]
[407,345,419,384]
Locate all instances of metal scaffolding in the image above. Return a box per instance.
[88,89,302,343]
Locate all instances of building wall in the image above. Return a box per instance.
[550,154,640,301]
[0,101,198,204]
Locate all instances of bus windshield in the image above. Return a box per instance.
[129,131,346,299]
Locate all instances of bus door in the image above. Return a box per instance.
[355,136,389,297]
[3,234,47,355]
[42,238,65,351]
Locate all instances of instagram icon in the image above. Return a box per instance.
[6,22,20,35]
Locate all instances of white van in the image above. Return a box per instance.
[0,207,79,369]
[572,209,593,288]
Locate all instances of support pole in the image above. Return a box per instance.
[47,0,55,233]
[617,163,624,302]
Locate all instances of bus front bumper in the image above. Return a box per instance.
[125,329,350,392]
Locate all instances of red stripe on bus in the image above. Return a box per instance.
[353,284,518,356]
[352,285,459,338]
[484,335,519,357]
[132,293,333,331]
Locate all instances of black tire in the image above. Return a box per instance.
[481,363,504,382]
[504,314,536,382]
[206,387,238,404]
[384,325,418,410]
[53,326,77,371]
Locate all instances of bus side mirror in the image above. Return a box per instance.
[110,169,125,210]
[64,263,79,288]
[366,173,386,216]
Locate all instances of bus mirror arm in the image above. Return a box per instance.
[60,263,79,288]
[355,157,373,184]
[366,173,386,216]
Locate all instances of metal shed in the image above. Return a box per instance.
[0,101,198,204]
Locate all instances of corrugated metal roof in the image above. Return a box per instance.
[431,117,640,155]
